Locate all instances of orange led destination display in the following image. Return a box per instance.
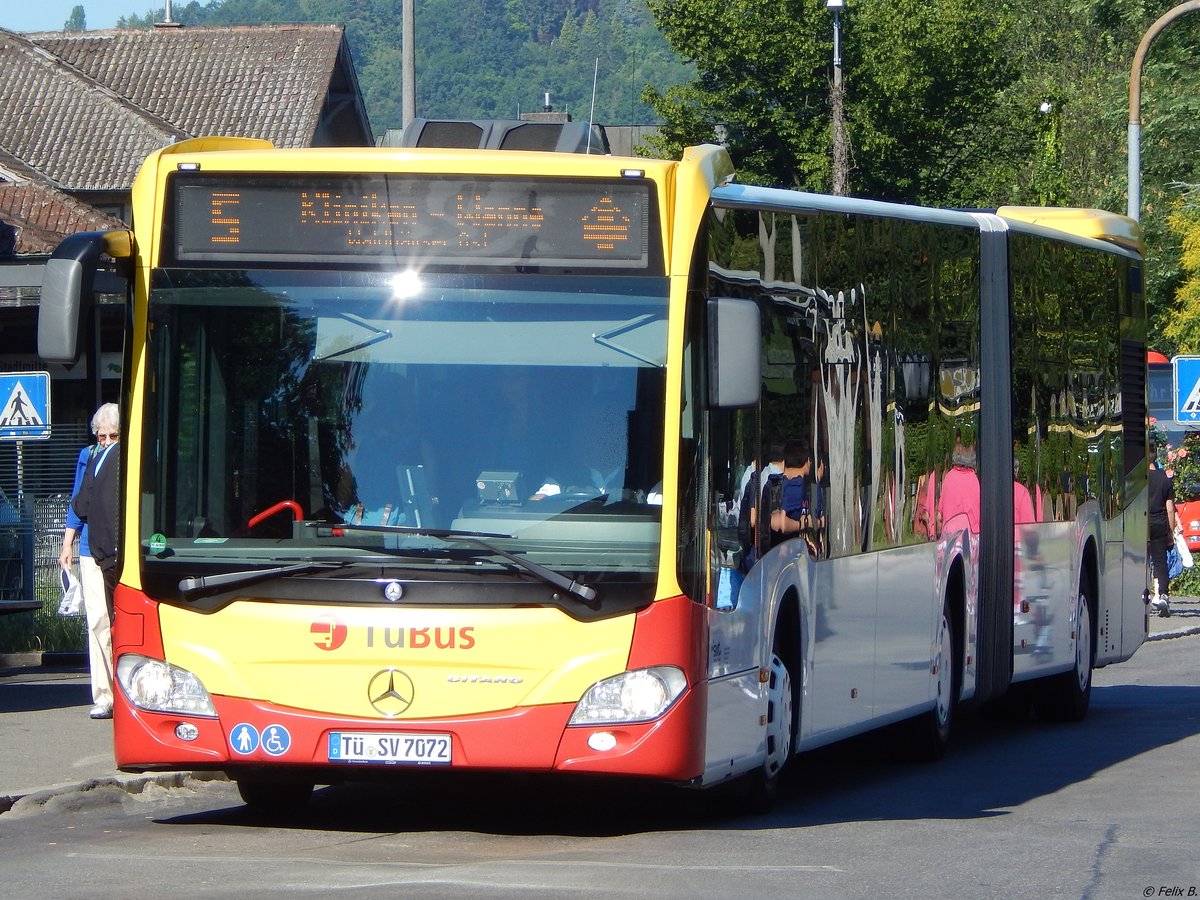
[170,174,656,270]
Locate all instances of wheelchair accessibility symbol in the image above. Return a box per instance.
[261,724,292,757]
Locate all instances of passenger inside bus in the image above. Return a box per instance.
[768,440,814,536]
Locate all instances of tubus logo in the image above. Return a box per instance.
[305,620,477,652]
[311,616,348,651]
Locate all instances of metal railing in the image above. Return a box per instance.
[0,428,89,650]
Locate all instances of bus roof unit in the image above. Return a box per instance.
[997,205,1142,254]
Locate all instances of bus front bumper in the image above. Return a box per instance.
[113,688,705,783]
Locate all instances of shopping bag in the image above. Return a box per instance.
[56,567,83,616]
[1174,531,1194,569]
[1168,546,1183,580]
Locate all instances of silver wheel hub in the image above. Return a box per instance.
[1075,595,1092,692]
[934,614,952,727]
[763,654,793,778]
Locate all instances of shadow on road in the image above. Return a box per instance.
[756,682,1200,828]
[0,677,89,714]
[154,680,1200,837]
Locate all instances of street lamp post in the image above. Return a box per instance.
[828,0,849,196]
[1128,1,1200,220]
[402,0,416,128]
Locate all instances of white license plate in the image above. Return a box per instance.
[328,732,452,765]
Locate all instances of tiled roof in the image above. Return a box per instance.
[0,28,185,192]
[0,24,358,193]
[0,151,125,255]
[33,25,351,149]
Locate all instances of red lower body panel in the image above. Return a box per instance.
[115,688,703,781]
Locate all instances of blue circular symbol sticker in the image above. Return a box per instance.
[261,724,292,757]
[230,723,260,755]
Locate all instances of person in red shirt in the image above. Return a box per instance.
[937,441,981,536]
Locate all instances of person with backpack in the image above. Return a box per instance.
[769,440,813,539]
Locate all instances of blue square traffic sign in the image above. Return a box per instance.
[1174,356,1200,425]
[0,371,51,441]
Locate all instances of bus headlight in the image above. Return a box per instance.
[568,666,687,725]
[116,654,217,717]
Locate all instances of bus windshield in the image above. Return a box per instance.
[139,269,668,587]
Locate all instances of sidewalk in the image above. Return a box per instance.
[0,660,200,813]
[1145,594,1200,642]
[1,599,1197,811]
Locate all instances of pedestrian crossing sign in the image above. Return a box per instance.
[0,371,51,441]
[1173,356,1200,425]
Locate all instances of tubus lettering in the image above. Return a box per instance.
[365,625,475,650]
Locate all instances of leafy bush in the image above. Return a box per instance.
[0,570,86,654]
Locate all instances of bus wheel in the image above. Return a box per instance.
[741,650,795,813]
[1035,588,1093,722]
[904,602,955,761]
[236,775,313,815]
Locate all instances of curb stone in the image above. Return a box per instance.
[1146,625,1200,641]
[0,771,228,817]
[0,651,43,670]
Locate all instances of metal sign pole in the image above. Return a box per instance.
[15,439,23,509]
[16,439,34,606]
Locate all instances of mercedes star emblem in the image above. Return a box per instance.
[368,668,415,717]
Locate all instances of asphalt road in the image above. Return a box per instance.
[1,618,1197,899]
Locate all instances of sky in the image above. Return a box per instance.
[2,2,156,33]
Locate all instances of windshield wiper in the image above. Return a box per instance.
[330,524,599,603]
[179,561,347,597]
[312,313,392,362]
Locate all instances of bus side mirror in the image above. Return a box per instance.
[37,230,131,364]
[38,256,88,364]
[707,297,761,408]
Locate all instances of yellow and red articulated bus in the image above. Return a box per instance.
[38,134,1149,813]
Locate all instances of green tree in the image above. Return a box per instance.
[1163,185,1200,352]
[642,0,829,185]
[846,0,1025,205]
[1134,16,1200,348]
[643,0,1027,200]
[65,5,87,30]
